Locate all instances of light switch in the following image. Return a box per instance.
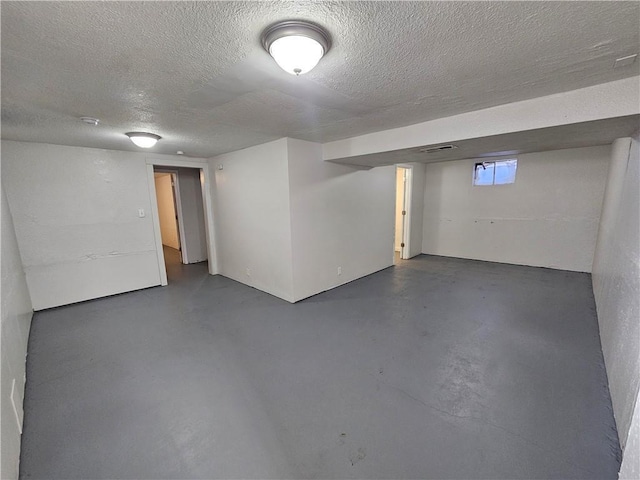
[138,208,145,218]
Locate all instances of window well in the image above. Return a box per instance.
[474,159,517,186]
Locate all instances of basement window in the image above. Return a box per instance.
[473,159,517,186]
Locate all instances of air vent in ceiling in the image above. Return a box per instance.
[419,144,458,154]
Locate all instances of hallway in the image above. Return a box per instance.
[19,256,619,479]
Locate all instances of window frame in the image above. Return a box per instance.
[473,158,517,186]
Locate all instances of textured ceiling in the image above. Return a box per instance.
[2,1,639,158]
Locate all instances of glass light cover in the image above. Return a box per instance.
[269,35,324,75]
[127,134,159,148]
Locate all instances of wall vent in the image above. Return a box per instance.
[419,144,458,154]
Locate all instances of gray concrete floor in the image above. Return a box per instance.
[20,254,620,479]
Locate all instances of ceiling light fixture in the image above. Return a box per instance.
[261,20,331,75]
[125,132,161,148]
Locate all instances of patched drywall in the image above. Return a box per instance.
[1,178,33,479]
[287,138,395,302]
[422,146,610,272]
[154,174,180,250]
[210,139,295,302]
[592,136,640,467]
[1,141,205,310]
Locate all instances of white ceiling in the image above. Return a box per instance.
[2,1,639,158]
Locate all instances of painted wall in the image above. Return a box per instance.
[422,146,610,272]
[287,138,395,302]
[2,141,205,310]
[1,181,33,479]
[618,399,640,480]
[592,136,640,473]
[176,168,207,264]
[394,168,404,251]
[620,396,640,479]
[154,174,180,250]
[210,139,295,302]
[209,138,396,303]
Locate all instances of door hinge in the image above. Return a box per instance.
[402,210,406,215]
[401,243,405,247]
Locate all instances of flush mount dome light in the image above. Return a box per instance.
[125,132,161,148]
[261,20,331,75]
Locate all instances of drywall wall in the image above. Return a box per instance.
[210,137,396,303]
[287,138,395,302]
[154,174,180,250]
[2,140,205,310]
[1,181,33,479]
[176,168,207,264]
[422,145,610,272]
[620,396,640,479]
[592,136,640,467]
[618,399,640,480]
[210,139,295,302]
[394,168,404,251]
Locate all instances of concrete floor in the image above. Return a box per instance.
[20,254,620,479]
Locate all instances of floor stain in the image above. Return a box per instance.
[349,447,366,466]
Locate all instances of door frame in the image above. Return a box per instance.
[146,158,218,286]
[396,164,413,260]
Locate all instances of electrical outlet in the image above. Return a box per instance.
[337,266,342,276]
[138,208,145,218]
[246,268,251,277]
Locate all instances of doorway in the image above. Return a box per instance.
[394,166,412,263]
[154,172,182,265]
[150,164,215,284]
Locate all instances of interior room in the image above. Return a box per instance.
[1,2,638,479]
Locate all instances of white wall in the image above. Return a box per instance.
[154,174,180,250]
[176,168,207,263]
[210,139,295,302]
[592,136,640,474]
[287,138,395,302]
[209,138,396,303]
[2,140,205,310]
[422,146,610,272]
[1,179,33,479]
[621,396,640,479]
